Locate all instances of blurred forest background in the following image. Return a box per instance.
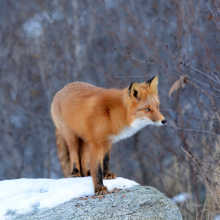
[0,0,220,219]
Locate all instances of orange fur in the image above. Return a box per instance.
[51,76,165,195]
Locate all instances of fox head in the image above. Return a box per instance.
[126,76,166,126]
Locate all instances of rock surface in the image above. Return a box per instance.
[13,185,182,220]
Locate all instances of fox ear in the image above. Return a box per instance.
[128,82,143,100]
[146,76,158,96]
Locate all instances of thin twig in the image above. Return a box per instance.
[165,124,220,138]
[182,147,220,209]
[108,45,164,67]
[162,108,214,121]
[166,46,220,85]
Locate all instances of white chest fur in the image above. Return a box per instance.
[110,118,153,143]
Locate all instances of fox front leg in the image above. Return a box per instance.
[103,148,116,180]
[90,144,108,195]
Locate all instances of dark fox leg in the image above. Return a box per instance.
[90,143,108,195]
[64,131,81,177]
[103,147,116,180]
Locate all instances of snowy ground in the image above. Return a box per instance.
[0,177,138,220]
[171,192,191,204]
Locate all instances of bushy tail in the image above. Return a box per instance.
[55,128,70,177]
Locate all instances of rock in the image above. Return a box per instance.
[14,185,182,220]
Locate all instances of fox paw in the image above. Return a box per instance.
[95,186,108,195]
[104,172,116,180]
[87,170,91,176]
[69,171,81,178]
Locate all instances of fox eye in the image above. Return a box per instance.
[145,108,151,112]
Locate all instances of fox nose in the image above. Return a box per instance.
[161,119,166,124]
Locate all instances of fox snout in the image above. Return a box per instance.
[161,119,166,124]
[151,110,166,126]
[153,118,166,126]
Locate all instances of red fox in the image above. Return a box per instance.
[51,76,166,195]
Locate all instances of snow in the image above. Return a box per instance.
[23,10,62,37]
[214,215,220,220]
[171,192,191,204]
[23,15,43,37]
[0,177,138,219]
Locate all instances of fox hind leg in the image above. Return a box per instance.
[55,128,70,178]
[81,141,91,177]
[65,132,81,177]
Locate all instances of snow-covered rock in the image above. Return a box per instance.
[0,178,182,220]
[0,177,137,219]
